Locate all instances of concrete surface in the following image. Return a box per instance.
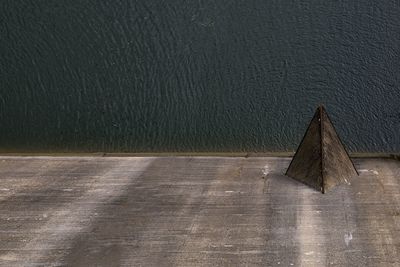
[0,156,399,267]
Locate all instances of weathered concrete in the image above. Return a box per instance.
[0,156,399,266]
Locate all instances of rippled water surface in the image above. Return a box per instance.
[1,1,399,152]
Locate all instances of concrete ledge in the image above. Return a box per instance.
[0,151,396,158]
[0,156,399,266]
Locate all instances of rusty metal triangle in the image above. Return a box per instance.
[286,105,358,193]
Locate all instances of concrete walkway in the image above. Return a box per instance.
[0,156,399,266]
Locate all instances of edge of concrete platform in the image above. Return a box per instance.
[0,151,398,159]
[390,154,400,161]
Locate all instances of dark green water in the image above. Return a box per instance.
[1,1,399,152]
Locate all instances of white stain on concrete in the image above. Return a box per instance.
[1,157,154,265]
[359,169,379,175]
[62,188,73,192]
[344,232,353,246]
[262,165,270,177]
[298,190,325,265]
